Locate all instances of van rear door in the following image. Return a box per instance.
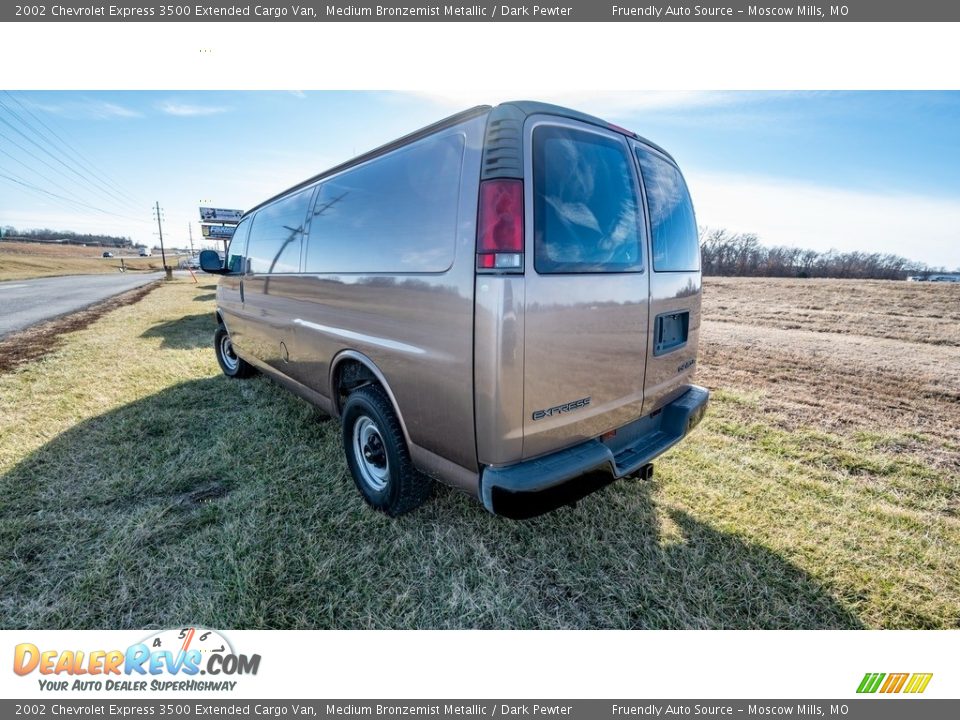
[521,117,650,460]
[632,143,703,411]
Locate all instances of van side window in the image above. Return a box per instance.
[225,217,251,274]
[533,125,643,274]
[635,148,700,272]
[304,133,465,274]
[245,189,312,274]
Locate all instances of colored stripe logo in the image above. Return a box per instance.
[857,672,933,694]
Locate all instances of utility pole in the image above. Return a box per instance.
[188,223,195,257]
[153,201,170,279]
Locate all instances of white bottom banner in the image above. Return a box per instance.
[2,630,954,699]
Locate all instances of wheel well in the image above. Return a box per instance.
[215,310,224,326]
[333,359,381,414]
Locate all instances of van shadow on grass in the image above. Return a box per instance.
[0,374,863,630]
[140,313,214,350]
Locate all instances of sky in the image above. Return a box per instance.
[1,90,958,268]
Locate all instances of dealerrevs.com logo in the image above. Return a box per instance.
[13,627,261,692]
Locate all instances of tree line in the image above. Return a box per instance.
[0,226,134,248]
[699,228,949,280]
[0,223,950,279]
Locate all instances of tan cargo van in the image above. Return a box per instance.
[200,101,709,518]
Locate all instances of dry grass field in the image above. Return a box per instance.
[0,241,166,281]
[701,278,960,469]
[0,276,957,629]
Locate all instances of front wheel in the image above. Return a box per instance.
[214,323,255,378]
[341,385,432,516]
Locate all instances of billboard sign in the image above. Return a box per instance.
[201,224,237,239]
[199,207,243,223]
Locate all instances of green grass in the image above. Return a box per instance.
[1,281,958,629]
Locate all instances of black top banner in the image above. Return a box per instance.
[5,0,960,22]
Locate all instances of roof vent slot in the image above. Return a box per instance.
[480,105,526,180]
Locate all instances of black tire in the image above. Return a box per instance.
[214,323,255,378]
[341,384,432,516]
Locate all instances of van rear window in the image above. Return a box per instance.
[533,126,643,274]
[635,147,700,272]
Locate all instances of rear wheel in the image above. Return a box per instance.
[214,323,255,378]
[341,385,432,516]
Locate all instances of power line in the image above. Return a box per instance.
[0,128,102,202]
[0,126,148,223]
[2,92,146,208]
[0,104,143,217]
[0,144,96,207]
[0,95,142,213]
[0,170,151,225]
[0,170,151,224]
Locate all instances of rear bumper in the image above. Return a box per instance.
[480,385,709,517]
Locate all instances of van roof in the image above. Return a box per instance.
[241,101,675,219]
[498,100,675,160]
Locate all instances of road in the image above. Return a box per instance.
[0,272,161,337]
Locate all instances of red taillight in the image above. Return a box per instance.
[477,179,523,271]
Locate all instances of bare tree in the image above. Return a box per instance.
[698,227,927,280]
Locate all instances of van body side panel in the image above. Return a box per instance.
[409,443,479,497]
[474,275,525,465]
[235,188,315,374]
[241,275,302,372]
[282,116,486,474]
[520,116,651,461]
[285,272,477,470]
[217,274,244,340]
[240,350,335,416]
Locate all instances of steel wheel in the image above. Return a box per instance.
[219,333,239,372]
[341,384,432,515]
[353,415,389,491]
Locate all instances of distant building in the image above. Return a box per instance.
[907,272,960,282]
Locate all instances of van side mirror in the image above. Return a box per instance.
[199,249,225,274]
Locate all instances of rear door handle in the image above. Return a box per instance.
[653,311,689,356]
[240,277,245,304]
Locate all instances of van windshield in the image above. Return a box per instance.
[533,125,643,274]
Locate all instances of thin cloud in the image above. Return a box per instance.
[159,101,230,117]
[19,100,66,115]
[86,101,141,119]
[5,95,140,119]
[686,170,960,269]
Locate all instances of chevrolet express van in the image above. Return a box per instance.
[200,101,709,518]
